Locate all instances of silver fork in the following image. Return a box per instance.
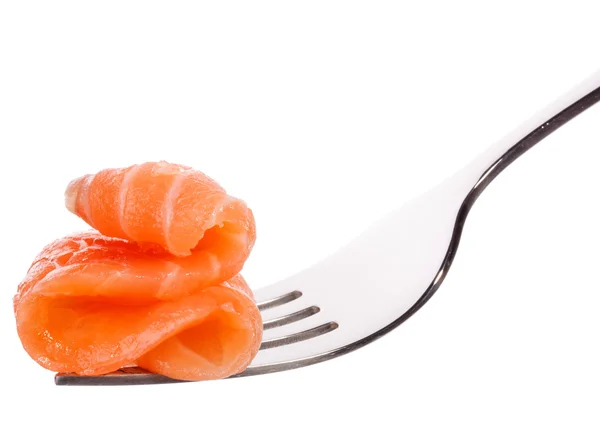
[55,69,600,386]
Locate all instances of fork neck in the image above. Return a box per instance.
[446,69,600,204]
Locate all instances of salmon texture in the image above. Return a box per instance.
[14,161,261,381]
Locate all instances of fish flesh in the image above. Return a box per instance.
[14,161,261,381]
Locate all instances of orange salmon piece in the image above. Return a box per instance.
[15,161,261,381]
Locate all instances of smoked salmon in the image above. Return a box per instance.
[14,161,261,381]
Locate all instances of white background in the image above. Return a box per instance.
[1,1,599,431]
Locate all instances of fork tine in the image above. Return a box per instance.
[248,325,342,367]
[262,306,320,330]
[260,294,313,321]
[55,368,183,386]
[261,305,328,338]
[257,290,302,311]
[260,322,339,350]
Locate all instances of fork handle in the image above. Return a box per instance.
[388,68,600,330]
[448,69,600,201]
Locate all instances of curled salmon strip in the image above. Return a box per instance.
[14,162,261,381]
[65,161,256,259]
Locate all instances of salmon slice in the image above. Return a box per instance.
[64,161,256,264]
[14,161,262,381]
[14,232,262,381]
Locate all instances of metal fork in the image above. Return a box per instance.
[55,69,600,386]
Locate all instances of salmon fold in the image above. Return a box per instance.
[14,161,261,381]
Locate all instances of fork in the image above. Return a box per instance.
[55,69,600,386]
